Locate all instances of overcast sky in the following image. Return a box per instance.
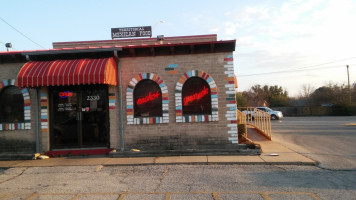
[1,0,355,96]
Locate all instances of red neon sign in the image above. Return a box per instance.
[183,86,209,106]
[59,91,73,98]
[137,91,160,105]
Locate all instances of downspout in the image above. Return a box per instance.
[114,51,125,151]
[36,89,40,153]
[27,53,40,154]
[32,88,40,153]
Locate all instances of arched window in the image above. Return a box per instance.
[0,86,24,123]
[133,79,162,117]
[182,77,212,115]
[175,70,218,123]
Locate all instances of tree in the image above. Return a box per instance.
[352,83,356,105]
[235,92,248,107]
[309,83,350,106]
[299,84,315,99]
[241,85,267,107]
[241,84,290,107]
[265,85,290,107]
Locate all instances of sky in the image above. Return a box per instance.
[1,0,356,97]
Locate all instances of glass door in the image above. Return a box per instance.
[51,86,80,149]
[50,85,109,149]
[81,85,109,147]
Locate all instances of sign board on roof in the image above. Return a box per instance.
[111,26,152,39]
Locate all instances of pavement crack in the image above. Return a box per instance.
[0,167,28,184]
[154,165,171,192]
[315,165,356,172]
[272,165,288,171]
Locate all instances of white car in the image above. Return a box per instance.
[256,107,283,120]
[242,107,283,120]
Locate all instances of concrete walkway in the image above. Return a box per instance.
[0,129,316,168]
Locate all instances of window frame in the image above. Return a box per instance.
[0,79,31,131]
[126,73,169,125]
[175,70,218,123]
[133,79,163,118]
[0,85,25,123]
[181,77,212,115]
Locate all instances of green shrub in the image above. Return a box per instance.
[238,124,247,142]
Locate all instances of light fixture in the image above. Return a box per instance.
[157,35,164,41]
[5,43,12,52]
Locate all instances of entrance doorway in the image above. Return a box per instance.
[50,85,109,149]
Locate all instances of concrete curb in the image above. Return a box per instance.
[0,154,317,168]
[109,148,261,158]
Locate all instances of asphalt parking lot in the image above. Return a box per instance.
[271,116,356,170]
[0,191,322,200]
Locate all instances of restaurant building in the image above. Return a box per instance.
[0,34,237,156]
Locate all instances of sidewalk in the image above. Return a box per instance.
[0,130,316,168]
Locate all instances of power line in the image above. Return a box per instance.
[0,16,46,49]
[286,57,356,71]
[236,57,356,77]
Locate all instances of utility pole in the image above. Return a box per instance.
[346,65,351,105]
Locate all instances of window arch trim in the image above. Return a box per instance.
[126,73,169,125]
[0,79,31,131]
[175,70,218,123]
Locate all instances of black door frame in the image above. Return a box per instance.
[49,85,110,149]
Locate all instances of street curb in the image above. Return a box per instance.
[0,154,318,168]
[109,146,262,158]
[101,162,317,167]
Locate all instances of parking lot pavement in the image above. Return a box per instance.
[0,191,321,200]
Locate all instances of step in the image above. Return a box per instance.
[110,145,261,158]
[0,153,35,161]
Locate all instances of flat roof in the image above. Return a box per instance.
[0,34,235,63]
[53,34,218,47]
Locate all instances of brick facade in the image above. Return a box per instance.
[0,63,36,154]
[0,34,237,154]
[117,53,236,150]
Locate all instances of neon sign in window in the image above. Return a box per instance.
[137,91,160,105]
[182,77,212,115]
[183,86,209,106]
[134,79,162,117]
[59,91,73,99]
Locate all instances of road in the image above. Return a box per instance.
[271,116,356,170]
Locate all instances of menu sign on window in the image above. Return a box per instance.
[57,103,74,112]
[57,91,75,112]
[111,26,152,39]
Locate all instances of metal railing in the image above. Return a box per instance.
[237,107,272,140]
[236,109,247,138]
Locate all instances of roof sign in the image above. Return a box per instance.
[111,26,152,39]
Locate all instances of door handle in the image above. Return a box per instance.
[77,112,82,121]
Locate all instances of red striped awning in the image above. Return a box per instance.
[17,57,117,87]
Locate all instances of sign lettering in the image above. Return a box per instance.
[183,86,209,106]
[87,95,100,101]
[59,91,73,99]
[137,91,160,105]
[111,26,152,39]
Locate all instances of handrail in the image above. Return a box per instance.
[236,109,247,139]
[237,107,272,140]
